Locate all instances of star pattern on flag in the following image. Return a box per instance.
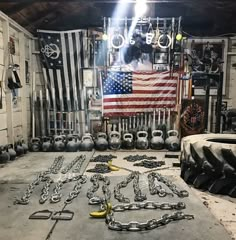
[40,33,63,69]
[103,72,132,95]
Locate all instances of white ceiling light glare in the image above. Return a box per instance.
[134,0,148,17]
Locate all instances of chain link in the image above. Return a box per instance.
[65,175,87,204]
[148,172,189,198]
[61,156,80,174]
[72,155,86,173]
[49,156,64,174]
[106,211,194,231]
[114,171,146,203]
[111,201,186,212]
[86,164,111,174]
[87,174,111,205]
[124,155,156,162]
[14,156,64,205]
[39,177,53,204]
[50,175,83,203]
[90,155,117,163]
[134,160,165,169]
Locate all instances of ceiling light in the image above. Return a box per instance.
[102,33,108,41]
[134,0,147,17]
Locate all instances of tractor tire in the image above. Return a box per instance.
[180,134,236,197]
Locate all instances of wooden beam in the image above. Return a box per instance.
[2,19,14,144]
[19,32,28,142]
[3,2,33,15]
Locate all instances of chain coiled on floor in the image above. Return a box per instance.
[87,174,111,205]
[148,172,189,198]
[114,171,146,203]
[106,210,194,231]
[133,160,165,168]
[14,156,64,205]
[65,175,87,204]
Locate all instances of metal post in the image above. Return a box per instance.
[215,72,223,133]
[204,75,210,131]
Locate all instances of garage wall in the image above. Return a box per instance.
[0,11,33,145]
[226,38,236,108]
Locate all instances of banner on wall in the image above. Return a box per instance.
[38,29,89,112]
[101,71,178,117]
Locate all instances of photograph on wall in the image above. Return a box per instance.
[187,38,228,95]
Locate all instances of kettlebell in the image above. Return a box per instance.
[0,146,10,163]
[136,131,149,150]
[30,137,41,152]
[109,131,121,150]
[72,134,81,151]
[41,136,53,152]
[54,135,66,152]
[21,139,28,154]
[66,135,78,152]
[80,134,94,151]
[165,130,180,151]
[95,132,108,151]
[15,141,25,156]
[6,144,16,160]
[122,133,134,149]
[150,130,164,150]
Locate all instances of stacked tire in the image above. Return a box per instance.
[180,134,236,197]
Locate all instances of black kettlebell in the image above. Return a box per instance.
[53,135,66,152]
[66,135,78,152]
[73,134,81,151]
[21,139,28,154]
[15,141,24,156]
[30,137,41,152]
[41,136,53,152]
[122,133,134,149]
[5,144,16,160]
[0,146,10,163]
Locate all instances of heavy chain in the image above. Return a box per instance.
[114,171,146,203]
[106,210,194,231]
[50,175,83,203]
[90,154,117,163]
[65,175,87,204]
[148,172,173,197]
[148,172,189,198]
[39,177,53,204]
[124,155,156,162]
[86,164,111,173]
[87,174,111,205]
[61,156,80,174]
[111,201,186,212]
[72,155,86,173]
[49,156,64,174]
[133,160,165,169]
[14,156,64,205]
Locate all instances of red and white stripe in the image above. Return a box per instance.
[103,71,178,116]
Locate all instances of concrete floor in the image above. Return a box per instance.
[0,150,235,240]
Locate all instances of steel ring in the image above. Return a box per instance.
[157,34,172,49]
[110,34,125,49]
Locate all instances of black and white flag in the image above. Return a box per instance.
[38,29,89,112]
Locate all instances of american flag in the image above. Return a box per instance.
[102,71,178,116]
[38,29,89,112]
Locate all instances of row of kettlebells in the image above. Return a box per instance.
[0,140,28,163]
[30,134,81,152]
[29,130,180,152]
[95,130,180,151]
